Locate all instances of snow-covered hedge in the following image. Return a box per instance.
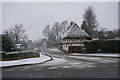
[82,39,120,53]
[1,50,40,61]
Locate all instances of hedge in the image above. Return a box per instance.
[1,50,40,61]
[82,39,120,53]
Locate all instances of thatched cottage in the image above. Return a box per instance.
[62,22,92,53]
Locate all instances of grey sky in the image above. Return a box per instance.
[2,2,118,41]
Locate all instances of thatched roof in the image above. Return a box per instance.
[62,22,90,39]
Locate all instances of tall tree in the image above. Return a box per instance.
[42,25,50,39]
[4,24,27,42]
[83,6,98,29]
[82,6,99,38]
[48,32,56,41]
[13,24,26,41]
[52,22,60,39]
[81,20,87,30]
[59,20,69,37]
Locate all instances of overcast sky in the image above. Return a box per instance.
[2,2,118,41]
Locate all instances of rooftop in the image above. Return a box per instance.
[62,22,90,39]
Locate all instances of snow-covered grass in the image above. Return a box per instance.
[0,52,51,67]
[70,53,120,57]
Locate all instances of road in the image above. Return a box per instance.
[2,48,119,78]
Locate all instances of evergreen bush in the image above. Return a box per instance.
[82,39,120,53]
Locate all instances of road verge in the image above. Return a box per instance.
[0,52,52,68]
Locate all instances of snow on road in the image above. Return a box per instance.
[37,56,96,69]
[44,48,119,69]
[41,57,67,66]
[68,56,118,63]
[49,48,64,53]
[49,48,119,58]
[0,52,51,67]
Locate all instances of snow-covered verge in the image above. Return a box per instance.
[68,56,118,63]
[0,52,51,67]
[70,53,120,58]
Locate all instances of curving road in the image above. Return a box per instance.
[2,48,119,78]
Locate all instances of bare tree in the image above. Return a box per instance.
[52,22,60,39]
[13,24,26,41]
[59,20,69,37]
[48,32,56,41]
[4,24,27,42]
[42,25,50,39]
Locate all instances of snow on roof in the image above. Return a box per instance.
[16,44,22,45]
[61,22,90,39]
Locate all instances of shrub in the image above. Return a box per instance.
[2,50,40,61]
[82,39,120,53]
[1,34,16,52]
